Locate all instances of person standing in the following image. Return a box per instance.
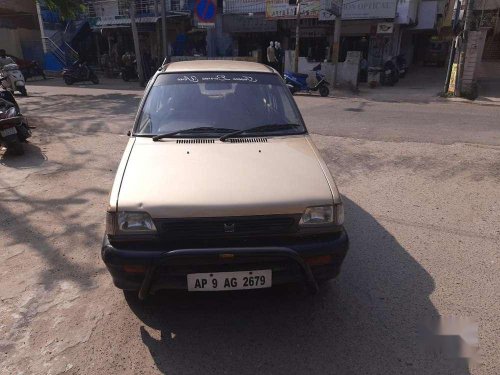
[266,41,277,69]
[274,41,283,75]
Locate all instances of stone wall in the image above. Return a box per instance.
[461,29,488,97]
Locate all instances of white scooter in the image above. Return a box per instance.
[0,63,27,96]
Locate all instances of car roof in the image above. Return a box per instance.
[161,60,275,74]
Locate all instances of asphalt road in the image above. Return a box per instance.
[0,74,499,375]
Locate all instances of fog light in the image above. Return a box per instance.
[123,265,146,274]
[305,255,333,266]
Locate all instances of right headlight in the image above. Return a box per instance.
[299,203,344,226]
[106,211,157,235]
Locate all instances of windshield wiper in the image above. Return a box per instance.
[219,123,302,142]
[152,127,237,141]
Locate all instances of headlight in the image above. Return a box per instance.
[106,211,157,235]
[299,204,344,226]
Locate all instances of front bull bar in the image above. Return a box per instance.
[137,247,320,300]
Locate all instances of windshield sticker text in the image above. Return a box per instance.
[176,75,258,83]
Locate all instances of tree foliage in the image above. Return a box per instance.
[44,0,85,19]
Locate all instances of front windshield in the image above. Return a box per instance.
[135,72,305,136]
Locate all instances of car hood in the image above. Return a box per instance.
[117,135,334,218]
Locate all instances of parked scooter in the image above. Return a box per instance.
[62,61,99,85]
[284,64,330,97]
[380,59,399,86]
[0,87,31,155]
[0,63,27,96]
[121,62,138,81]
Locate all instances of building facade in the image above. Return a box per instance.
[0,0,43,63]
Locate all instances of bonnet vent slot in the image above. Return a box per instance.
[176,139,215,144]
[227,138,268,143]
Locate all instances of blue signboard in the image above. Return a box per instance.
[195,0,216,28]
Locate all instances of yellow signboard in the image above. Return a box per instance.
[448,63,458,94]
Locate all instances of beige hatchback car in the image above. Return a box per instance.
[102,60,349,299]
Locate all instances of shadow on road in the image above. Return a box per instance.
[0,143,46,168]
[125,197,471,374]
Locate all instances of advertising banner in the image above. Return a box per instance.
[223,0,265,14]
[223,14,278,33]
[265,0,320,20]
[341,0,397,20]
[319,0,341,21]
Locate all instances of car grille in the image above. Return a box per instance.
[155,215,299,239]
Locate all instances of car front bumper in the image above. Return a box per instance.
[101,230,349,299]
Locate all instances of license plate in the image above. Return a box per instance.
[0,127,16,137]
[187,270,272,292]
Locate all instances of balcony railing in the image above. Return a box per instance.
[83,0,188,19]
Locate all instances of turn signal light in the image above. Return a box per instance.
[123,265,146,274]
[305,255,333,266]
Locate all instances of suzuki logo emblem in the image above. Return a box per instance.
[224,223,235,233]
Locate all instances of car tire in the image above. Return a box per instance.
[122,290,143,304]
[319,85,329,97]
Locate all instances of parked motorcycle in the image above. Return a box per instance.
[284,64,330,97]
[62,62,99,85]
[0,88,31,155]
[0,63,27,96]
[121,63,138,81]
[380,59,399,86]
[395,54,408,78]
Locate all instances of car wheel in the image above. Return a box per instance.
[319,85,329,97]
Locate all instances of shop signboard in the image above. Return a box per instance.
[195,0,217,28]
[223,0,265,14]
[265,0,320,19]
[376,22,394,33]
[341,0,397,20]
[223,14,277,32]
[319,0,341,21]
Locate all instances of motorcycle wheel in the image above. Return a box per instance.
[122,74,129,82]
[91,75,99,84]
[19,86,28,96]
[64,76,74,85]
[319,85,329,97]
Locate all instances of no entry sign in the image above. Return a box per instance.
[195,0,217,28]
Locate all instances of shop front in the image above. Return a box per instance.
[222,13,278,62]
[339,0,399,67]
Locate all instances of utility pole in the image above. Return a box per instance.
[456,0,475,96]
[35,0,47,54]
[130,1,145,86]
[293,0,301,73]
[332,2,342,85]
[161,0,168,61]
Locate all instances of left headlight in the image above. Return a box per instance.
[299,204,344,226]
[106,211,157,235]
